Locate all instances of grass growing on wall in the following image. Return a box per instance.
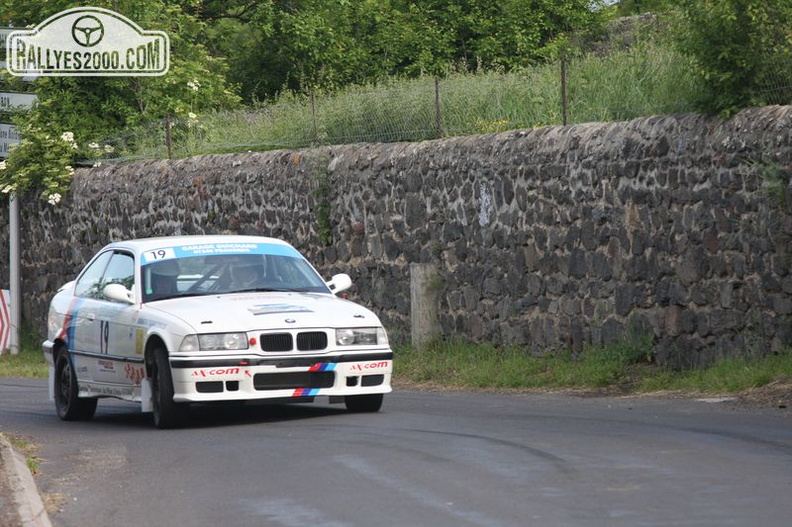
[98,32,700,161]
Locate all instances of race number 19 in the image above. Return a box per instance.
[143,248,176,263]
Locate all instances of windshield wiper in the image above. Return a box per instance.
[232,287,290,294]
[147,292,212,302]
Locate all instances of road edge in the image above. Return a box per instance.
[0,436,52,527]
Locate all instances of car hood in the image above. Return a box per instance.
[144,292,383,332]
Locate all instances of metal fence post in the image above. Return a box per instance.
[165,114,173,159]
[434,78,443,138]
[561,52,568,126]
[311,91,319,144]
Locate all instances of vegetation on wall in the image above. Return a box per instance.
[675,0,792,116]
[1,0,790,200]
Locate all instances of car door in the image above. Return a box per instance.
[91,251,142,391]
[69,250,113,383]
[69,250,140,395]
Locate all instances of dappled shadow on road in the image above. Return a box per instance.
[88,400,347,430]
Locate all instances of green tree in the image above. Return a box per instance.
[675,0,792,115]
[196,0,608,101]
[0,0,240,200]
[616,0,677,16]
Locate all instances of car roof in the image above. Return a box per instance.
[101,235,296,255]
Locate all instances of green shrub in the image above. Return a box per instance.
[675,0,792,116]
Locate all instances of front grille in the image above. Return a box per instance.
[259,331,328,352]
[297,331,327,351]
[261,333,293,352]
[253,371,335,391]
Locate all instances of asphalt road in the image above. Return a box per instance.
[1,377,791,527]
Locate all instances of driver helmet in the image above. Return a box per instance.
[231,260,262,288]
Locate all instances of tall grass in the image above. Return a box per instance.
[0,327,48,378]
[395,339,792,395]
[640,352,792,394]
[395,338,654,391]
[567,35,702,122]
[96,33,700,161]
[4,329,791,396]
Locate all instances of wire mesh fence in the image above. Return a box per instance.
[85,46,792,165]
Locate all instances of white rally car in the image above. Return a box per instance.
[43,235,393,428]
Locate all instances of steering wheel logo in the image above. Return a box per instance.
[71,15,105,47]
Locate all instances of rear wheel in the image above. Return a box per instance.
[345,393,384,413]
[150,348,188,429]
[54,351,97,421]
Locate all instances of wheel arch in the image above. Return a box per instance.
[51,338,68,363]
[144,334,167,377]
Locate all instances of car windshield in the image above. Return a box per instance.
[141,244,330,302]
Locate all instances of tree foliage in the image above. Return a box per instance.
[197,0,608,101]
[675,0,792,116]
[0,0,240,198]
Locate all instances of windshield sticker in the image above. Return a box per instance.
[142,247,177,263]
[248,304,314,316]
[143,243,301,263]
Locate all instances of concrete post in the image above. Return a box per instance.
[410,263,441,351]
[9,192,20,355]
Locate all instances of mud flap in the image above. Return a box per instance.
[140,378,153,412]
[48,365,55,401]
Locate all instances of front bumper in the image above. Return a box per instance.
[169,351,393,403]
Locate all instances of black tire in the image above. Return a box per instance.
[54,351,97,421]
[151,348,188,429]
[345,393,384,413]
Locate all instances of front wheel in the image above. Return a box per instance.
[150,348,188,429]
[54,351,97,421]
[345,393,384,413]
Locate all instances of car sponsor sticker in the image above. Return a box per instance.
[124,364,145,384]
[142,242,303,264]
[191,367,251,379]
[248,304,314,316]
[349,361,391,372]
[97,359,115,373]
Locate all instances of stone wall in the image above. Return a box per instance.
[2,106,791,367]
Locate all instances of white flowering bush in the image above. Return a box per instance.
[0,119,80,205]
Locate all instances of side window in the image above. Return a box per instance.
[74,251,113,298]
[102,252,135,294]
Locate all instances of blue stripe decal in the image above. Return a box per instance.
[65,298,86,349]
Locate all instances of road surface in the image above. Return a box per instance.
[1,377,791,527]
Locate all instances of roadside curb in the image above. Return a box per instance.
[0,436,52,527]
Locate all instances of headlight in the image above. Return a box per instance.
[179,333,248,351]
[335,327,388,346]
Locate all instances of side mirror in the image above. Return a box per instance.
[326,273,352,295]
[58,280,76,293]
[104,283,135,304]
